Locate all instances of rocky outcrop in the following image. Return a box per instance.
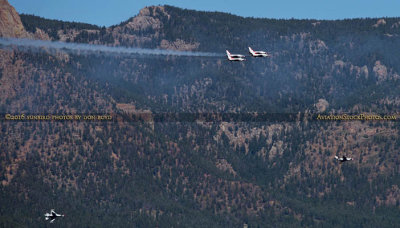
[373,61,388,81]
[160,39,199,51]
[0,0,28,38]
[391,21,400,29]
[373,18,386,28]
[32,27,50,40]
[315,99,329,113]
[309,39,328,54]
[124,6,167,31]
[215,159,237,176]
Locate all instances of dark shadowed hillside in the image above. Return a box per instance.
[1,1,400,227]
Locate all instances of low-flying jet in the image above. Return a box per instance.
[45,209,64,223]
[248,47,270,57]
[226,50,245,61]
[334,155,353,163]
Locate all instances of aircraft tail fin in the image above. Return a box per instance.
[248,47,254,54]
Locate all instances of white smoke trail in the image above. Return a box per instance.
[0,38,222,57]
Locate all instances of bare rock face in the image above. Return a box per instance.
[0,0,28,38]
[128,7,163,31]
[309,39,328,54]
[160,39,200,51]
[311,21,320,27]
[128,16,161,31]
[392,21,400,29]
[121,6,168,32]
[215,159,237,176]
[32,28,51,40]
[315,99,329,113]
[373,61,388,81]
[361,65,369,79]
[373,19,386,28]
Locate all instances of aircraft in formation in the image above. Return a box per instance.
[335,155,353,163]
[226,50,245,61]
[248,47,270,57]
[226,47,270,61]
[44,209,64,223]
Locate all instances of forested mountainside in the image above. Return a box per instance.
[1,1,400,227]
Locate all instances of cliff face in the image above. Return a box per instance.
[109,6,199,50]
[0,0,27,38]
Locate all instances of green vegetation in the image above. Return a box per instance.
[20,14,100,40]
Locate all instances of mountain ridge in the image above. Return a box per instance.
[8,5,400,51]
[1,1,400,227]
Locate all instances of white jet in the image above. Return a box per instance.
[334,155,353,163]
[226,50,245,61]
[44,209,64,223]
[248,47,270,57]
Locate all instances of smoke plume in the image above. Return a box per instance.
[0,38,222,57]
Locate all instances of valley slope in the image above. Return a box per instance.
[1,1,400,227]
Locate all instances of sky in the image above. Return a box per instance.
[9,0,400,27]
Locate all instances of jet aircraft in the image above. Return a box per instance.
[226,50,245,61]
[334,155,353,163]
[248,47,270,57]
[45,209,64,223]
